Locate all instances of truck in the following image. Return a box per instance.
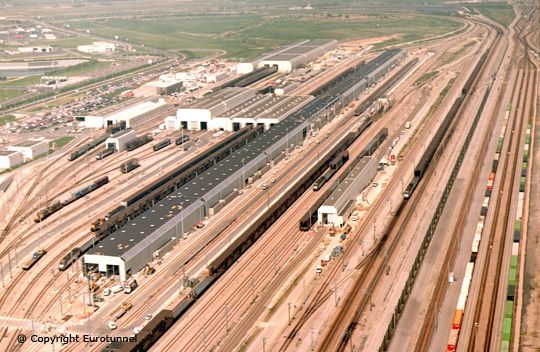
[124,279,138,294]
[22,249,47,270]
[114,302,133,320]
[405,121,412,129]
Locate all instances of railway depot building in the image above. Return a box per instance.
[84,97,337,281]
[168,91,314,132]
[0,150,23,169]
[236,39,338,74]
[7,139,48,160]
[318,156,377,226]
[83,48,406,281]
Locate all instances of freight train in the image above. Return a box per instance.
[34,176,109,223]
[300,127,388,230]
[153,139,171,152]
[90,127,262,235]
[403,52,488,200]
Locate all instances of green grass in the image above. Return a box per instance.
[49,136,74,149]
[0,89,26,102]
[62,14,461,59]
[46,59,112,77]
[470,3,515,27]
[0,114,16,125]
[0,75,42,88]
[414,70,439,85]
[441,40,476,64]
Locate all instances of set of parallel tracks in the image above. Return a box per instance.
[467,12,537,352]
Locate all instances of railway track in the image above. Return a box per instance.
[277,38,489,351]
[156,115,379,351]
[413,16,509,352]
[466,16,536,352]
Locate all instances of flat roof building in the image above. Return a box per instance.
[237,39,337,74]
[172,87,255,131]
[84,96,339,281]
[318,157,377,227]
[145,80,183,96]
[104,99,168,129]
[7,139,48,160]
[0,150,23,169]
[77,41,115,54]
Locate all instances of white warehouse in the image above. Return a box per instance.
[97,99,168,129]
[237,39,337,74]
[77,41,116,53]
[7,140,48,160]
[0,150,23,169]
[169,87,255,131]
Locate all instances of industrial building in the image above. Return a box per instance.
[237,39,337,74]
[104,129,137,152]
[18,46,53,54]
[318,157,377,226]
[145,80,183,95]
[88,99,169,129]
[213,94,313,131]
[77,41,116,53]
[0,150,23,169]
[7,139,48,160]
[84,96,338,281]
[170,88,255,131]
[83,48,405,281]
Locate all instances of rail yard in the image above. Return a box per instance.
[0,1,538,351]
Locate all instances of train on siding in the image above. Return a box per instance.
[153,139,171,152]
[34,176,109,223]
[300,127,388,231]
[403,51,489,200]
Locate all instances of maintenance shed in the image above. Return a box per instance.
[172,87,255,131]
[104,99,168,128]
[259,39,337,73]
[0,150,23,169]
[145,80,183,96]
[83,96,339,281]
[104,129,137,152]
[200,94,313,131]
[7,139,48,160]
[318,156,377,226]
[237,39,337,74]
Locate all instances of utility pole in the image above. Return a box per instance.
[288,302,292,325]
